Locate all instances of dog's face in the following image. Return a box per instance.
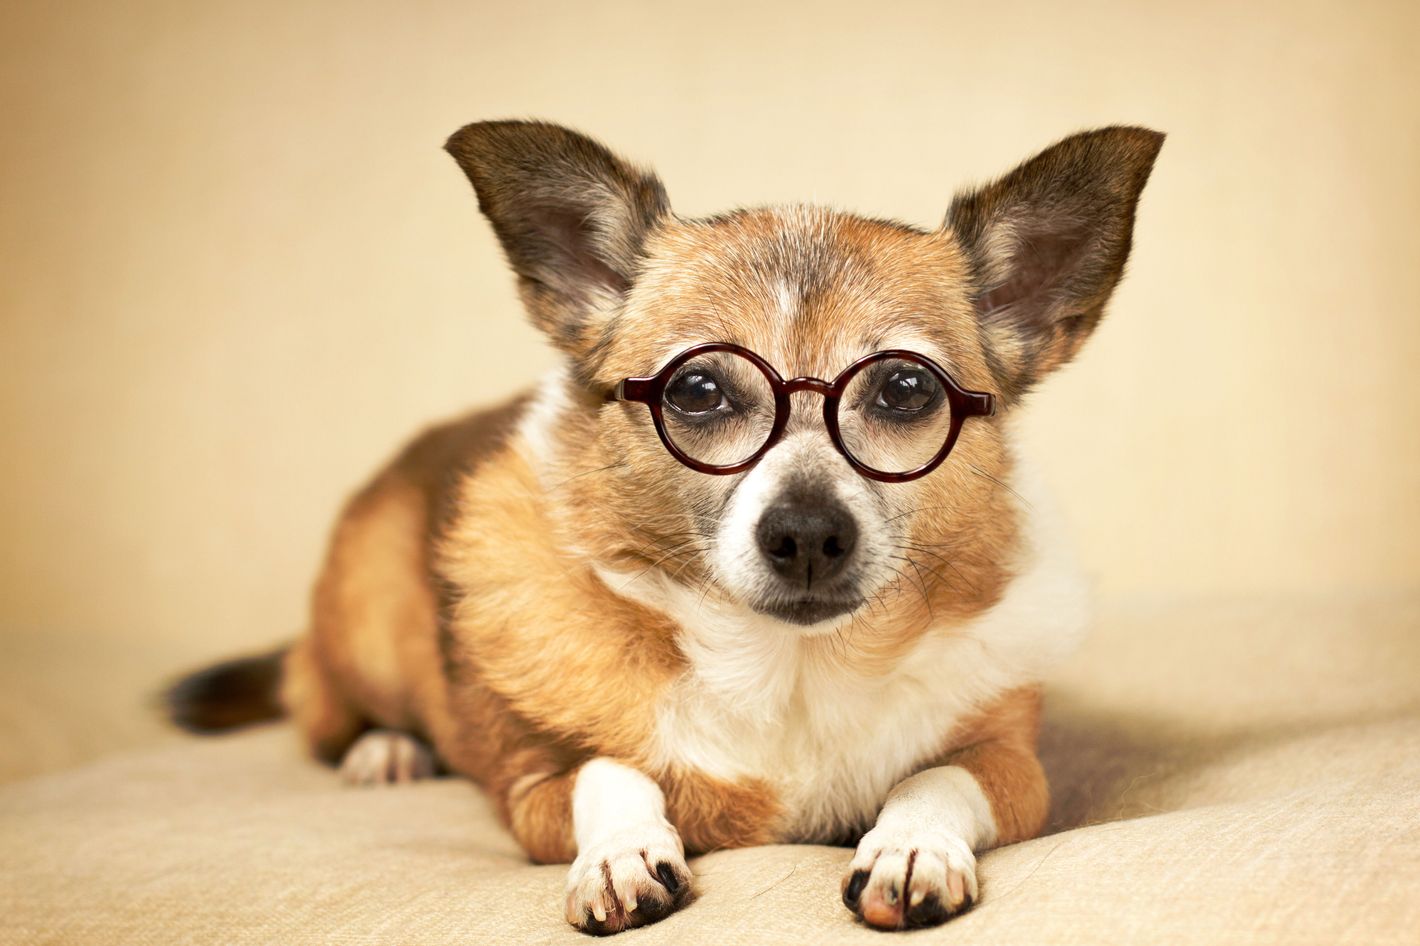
[447,122,1161,633]
[599,210,1001,629]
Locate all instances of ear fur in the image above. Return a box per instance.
[947,126,1164,401]
[445,120,670,355]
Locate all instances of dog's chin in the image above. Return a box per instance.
[751,594,861,631]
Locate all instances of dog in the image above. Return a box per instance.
[167,119,1161,933]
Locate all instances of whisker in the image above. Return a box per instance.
[546,460,628,492]
[904,556,955,597]
[896,543,980,595]
[906,560,938,619]
[666,549,711,584]
[968,464,1031,508]
[888,555,934,619]
[620,537,710,588]
[883,504,958,525]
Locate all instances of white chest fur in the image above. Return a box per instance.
[597,459,1090,841]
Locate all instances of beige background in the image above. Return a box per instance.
[2,0,1418,654]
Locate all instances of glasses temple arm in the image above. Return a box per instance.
[606,378,655,404]
[964,391,996,416]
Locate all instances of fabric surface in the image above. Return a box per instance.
[2,594,1418,945]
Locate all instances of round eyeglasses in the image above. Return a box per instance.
[606,343,995,483]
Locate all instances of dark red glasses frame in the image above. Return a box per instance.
[606,342,996,483]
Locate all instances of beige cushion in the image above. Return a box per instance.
[2,594,1418,944]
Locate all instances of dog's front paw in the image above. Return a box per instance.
[841,826,978,930]
[565,826,691,935]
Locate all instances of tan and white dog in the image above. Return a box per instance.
[168,120,1161,933]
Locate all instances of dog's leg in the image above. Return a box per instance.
[565,759,692,934]
[842,739,1048,929]
[338,729,437,786]
[281,638,365,763]
[508,758,691,935]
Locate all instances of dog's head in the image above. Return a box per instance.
[446,121,1161,633]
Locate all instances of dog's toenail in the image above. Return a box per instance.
[640,897,671,922]
[843,870,868,908]
[906,892,950,928]
[655,862,680,893]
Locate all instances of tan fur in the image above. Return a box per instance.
[507,768,578,864]
[941,686,1050,844]
[281,636,362,762]
[665,768,782,853]
[438,446,681,759]
[281,401,528,761]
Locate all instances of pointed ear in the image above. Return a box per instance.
[445,120,670,354]
[947,126,1163,401]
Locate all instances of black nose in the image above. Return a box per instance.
[755,499,859,589]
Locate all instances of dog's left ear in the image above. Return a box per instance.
[947,126,1163,401]
[445,120,670,355]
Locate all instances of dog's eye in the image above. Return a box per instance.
[665,369,728,416]
[875,368,940,415]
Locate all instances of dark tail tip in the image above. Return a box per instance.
[164,647,288,733]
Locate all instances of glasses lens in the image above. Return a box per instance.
[837,356,956,475]
[660,350,776,469]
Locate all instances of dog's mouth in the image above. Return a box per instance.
[753,594,862,627]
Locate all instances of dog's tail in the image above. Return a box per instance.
[163,647,289,733]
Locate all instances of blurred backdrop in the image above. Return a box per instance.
[2,0,1418,659]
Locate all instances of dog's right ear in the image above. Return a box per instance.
[445,120,670,355]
